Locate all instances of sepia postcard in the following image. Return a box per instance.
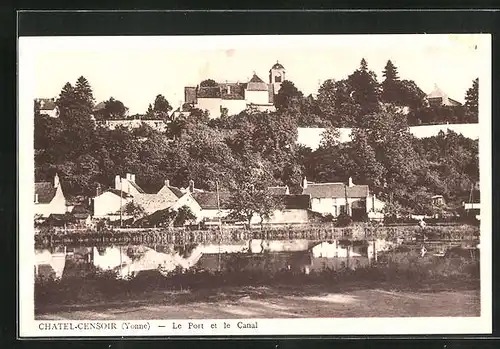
[18,34,492,337]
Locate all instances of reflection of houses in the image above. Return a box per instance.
[302,177,383,220]
[35,98,59,118]
[34,173,68,217]
[34,247,67,279]
[426,84,462,107]
[184,62,286,118]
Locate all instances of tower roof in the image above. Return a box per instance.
[247,73,268,91]
[271,61,285,70]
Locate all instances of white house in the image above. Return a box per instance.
[35,98,59,118]
[426,84,462,107]
[34,173,68,217]
[94,175,203,223]
[249,194,315,226]
[302,177,383,220]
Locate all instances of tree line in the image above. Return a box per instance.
[35,59,479,219]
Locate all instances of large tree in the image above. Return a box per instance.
[381,60,401,104]
[464,78,479,123]
[94,97,128,120]
[317,79,360,127]
[347,58,380,125]
[153,94,173,120]
[274,80,303,112]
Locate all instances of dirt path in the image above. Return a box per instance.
[36,287,480,320]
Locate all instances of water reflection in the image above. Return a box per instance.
[34,239,378,280]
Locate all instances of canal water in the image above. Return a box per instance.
[34,238,476,281]
[34,239,381,280]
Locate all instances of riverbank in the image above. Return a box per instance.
[36,280,480,319]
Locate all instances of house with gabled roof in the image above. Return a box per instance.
[427,84,462,107]
[34,173,68,217]
[302,177,383,220]
[93,175,202,222]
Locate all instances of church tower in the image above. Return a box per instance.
[269,61,286,95]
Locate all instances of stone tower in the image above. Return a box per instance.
[269,61,286,95]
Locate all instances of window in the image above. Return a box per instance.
[333,206,338,216]
[339,205,346,215]
[275,75,282,83]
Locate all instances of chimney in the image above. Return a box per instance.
[131,174,136,183]
[302,177,308,189]
[348,177,354,188]
[54,173,60,188]
[96,184,101,197]
[126,173,131,181]
[35,193,39,204]
[189,180,194,193]
[165,179,170,187]
[115,175,121,190]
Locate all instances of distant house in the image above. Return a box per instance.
[34,173,68,217]
[302,177,382,220]
[431,195,445,206]
[427,84,462,107]
[35,98,59,118]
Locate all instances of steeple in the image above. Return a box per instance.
[269,60,286,95]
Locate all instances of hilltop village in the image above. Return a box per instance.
[34,59,480,229]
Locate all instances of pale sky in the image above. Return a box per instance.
[20,34,488,114]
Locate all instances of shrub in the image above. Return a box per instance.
[336,212,352,227]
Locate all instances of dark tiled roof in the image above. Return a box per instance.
[247,74,269,91]
[249,74,265,83]
[192,191,231,210]
[271,62,285,70]
[35,182,57,203]
[280,195,311,209]
[36,98,57,110]
[197,86,221,98]
[129,181,145,194]
[220,83,245,100]
[303,183,369,198]
[108,189,134,198]
[168,186,184,198]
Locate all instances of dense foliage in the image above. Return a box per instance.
[35,61,479,216]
